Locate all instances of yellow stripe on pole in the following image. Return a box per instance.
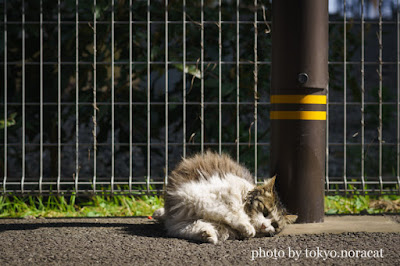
[271,95,327,104]
[270,111,326,120]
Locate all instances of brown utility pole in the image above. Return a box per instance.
[271,0,328,223]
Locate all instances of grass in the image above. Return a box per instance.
[0,194,399,218]
[0,194,164,218]
[325,194,400,214]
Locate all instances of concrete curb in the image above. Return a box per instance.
[281,215,400,235]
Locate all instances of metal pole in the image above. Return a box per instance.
[271,0,328,223]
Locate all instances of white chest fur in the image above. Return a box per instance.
[176,173,255,211]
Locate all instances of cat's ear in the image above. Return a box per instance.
[263,175,276,192]
[285,214,298,224]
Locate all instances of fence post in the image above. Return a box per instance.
[271,0,328,223]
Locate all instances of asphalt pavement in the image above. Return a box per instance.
[0,215,399,265]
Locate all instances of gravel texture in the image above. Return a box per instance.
[0,216,399,265]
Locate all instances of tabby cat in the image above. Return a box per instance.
[153,151,297,244]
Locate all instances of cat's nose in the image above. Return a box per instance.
[261,223,275,233]
[261,223,266,230]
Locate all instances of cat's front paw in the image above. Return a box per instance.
[237,222,256,238]
[201,229,218,244]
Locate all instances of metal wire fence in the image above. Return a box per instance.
[1,0,399,196]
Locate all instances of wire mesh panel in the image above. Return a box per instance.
[327,0,400,195]
[1,0,399,195]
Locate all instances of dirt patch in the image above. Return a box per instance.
[370,199,400,213]
[0,217,399,265]
[389,215,400,224]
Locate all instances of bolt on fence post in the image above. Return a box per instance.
[271,0,328,223]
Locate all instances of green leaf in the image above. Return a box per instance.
[174,64,201,79]
[0,112,17,129]
[326,209,337,214]
[86,211,100,217]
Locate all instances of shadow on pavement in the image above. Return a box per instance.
[0,218,169,239]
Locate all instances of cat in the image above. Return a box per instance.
[153,151,297,244]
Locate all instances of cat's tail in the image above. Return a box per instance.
[152,208,166,221]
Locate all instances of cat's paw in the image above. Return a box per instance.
[201,229,218,244]
[215,225,231,241]
[152,208,165,221]
[196,220,219,244]
[237,222,256,238]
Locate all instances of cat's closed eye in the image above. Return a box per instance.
[271,221,279,229]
